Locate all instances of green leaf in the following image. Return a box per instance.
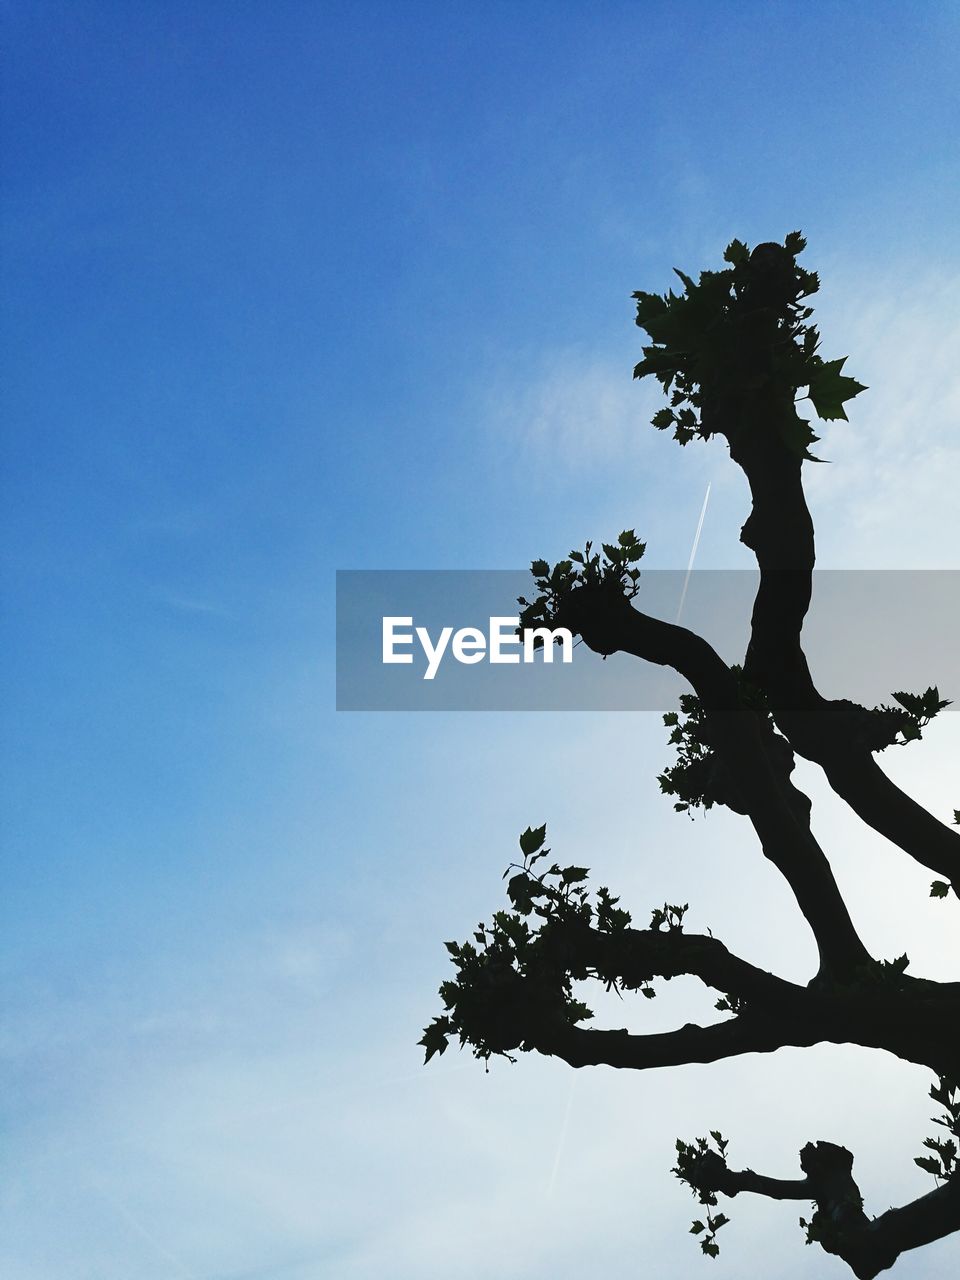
[690,1221,705,1235]
[530,559,549,578]
[914,1155,942,1177]
[723,238,749,266]
[519,824,547,856]
[419,1017,451,1064]
[807,357,867,421]
[784,230,807,256]
[560,865,589,884]
[633,291,669,326]
[507,873,534,914]
[777,413,820,458]
[930,880,950,899]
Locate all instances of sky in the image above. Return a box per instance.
[1,2,959,1277]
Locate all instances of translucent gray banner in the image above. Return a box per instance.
[335,570,959,712]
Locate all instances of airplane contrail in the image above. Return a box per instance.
[675,482,712,624]
[545,1075,577,1198]
[91,1178,197,1278]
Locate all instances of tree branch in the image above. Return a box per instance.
[557,587,872,979]
[684,1139,960,1280]
[532,1013,819,1071]
[550,920,806,1008]
[731,423,960,896]
[527,976,958,1077]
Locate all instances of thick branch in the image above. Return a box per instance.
[557,587,871,979]
[553,921,806,1008]
[527,917,960,1075]
[531,982,957,1077]
[814,745,960,893]
[532,1013,818,1071]
[687,1140,960,1280]
[865,1179,960,1271]
[732,426,960,895]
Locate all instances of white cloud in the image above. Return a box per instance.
[489,347,661,471]
[805,260,960,567]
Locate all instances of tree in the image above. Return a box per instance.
[419,235,960,1277]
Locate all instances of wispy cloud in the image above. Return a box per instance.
[152,591,237,619]
[805,261,960,566]
[489,349,662,472]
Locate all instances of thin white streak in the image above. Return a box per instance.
[675,482,711,623]
[545,1075,577,1198]
[90,1180,197,1279]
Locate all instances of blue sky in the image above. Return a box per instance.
[2,4,959,1277]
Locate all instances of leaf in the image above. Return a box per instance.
[723,239,749,266]
[633,291,669,326]
[507,873,534,914]
[930,881,950,899]
[530,559,549,578]
[892,688,946,718]
[634,350,680,380]
[519,824,547,856]
[777,412,820,458]
[690,1221,705,1235]
[561,865,589,884]
[914,1155,942,1177]
[784,230,807,255]
[419,1018,451,1063]
[807,357,867,421]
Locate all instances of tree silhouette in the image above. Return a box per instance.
[421,235,960,1277]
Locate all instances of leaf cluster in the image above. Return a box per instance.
[657,673,778,816]
[658,695,719,814]
[518,530,646,639]
[633,232,865,459]
[883,686,952,745]
[673,1132,732,1258]
[419,824,660,1066]
[914,1076,960,1182]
